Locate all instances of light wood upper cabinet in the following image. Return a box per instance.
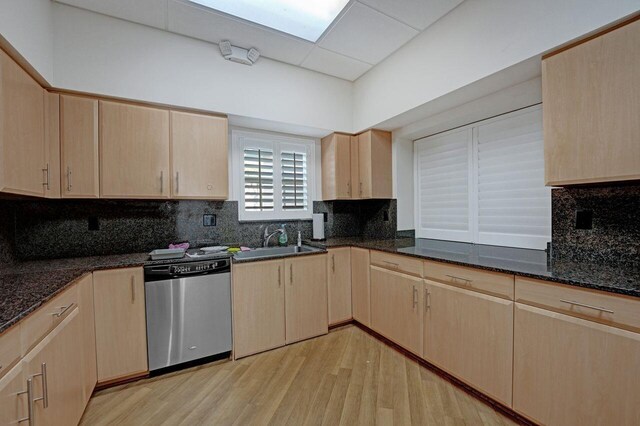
[349,135,360,199]
[22,308,86,426]
[543,18,640,185]
[0,49,45,197]
[232,260,286,359]
[423,280,513,406]
[370,265,423,356]
[43,92,61,199]
[99,101,170,198]
[285,254,328,344]
[93,267,148,382]
[170,111,228,199]
[327,248,352,325]
[321,133,352,200]
[61,95,99,198]
[513,303,640,426]
[351,247,371,327]
[358,130,392,199]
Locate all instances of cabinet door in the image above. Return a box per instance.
[370,266,423,355]
[423,280,513,406]
[232,260,285,358]
[543,19,640,185]
[328,248,352,325]
[43,92,61,199]
[0,49,45,197]
[514,303,640,426]
[358,130,392,199]
[170,111,228,199]
[77,274,97,405]
[93,267,147,382]
[285,255,328,344]
[321,133,351,200]
[351,247,371,327]
[349,135,360,200]
[60,95,99,198]
[99,101,170,198]
[0,363,28,426]
[22,308,85,426]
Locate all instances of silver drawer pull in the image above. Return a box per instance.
[425,288,431,311]
[188,346,197,350]
[412,286,418,309]
[383,261,399,268]
[51,303,74,318]
[560,299,614,314]
[17,378,33,425]
[446,274,472,284]
[31,363,48,408]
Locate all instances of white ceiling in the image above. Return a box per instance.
[53,0,464,81]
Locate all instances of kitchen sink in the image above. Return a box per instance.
[233,245,322,260]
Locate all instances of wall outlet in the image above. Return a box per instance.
[203,214,216,227]
[575,209,593,230]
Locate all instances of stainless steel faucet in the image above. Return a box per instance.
[263,224,285,247]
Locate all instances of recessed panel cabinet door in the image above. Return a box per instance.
[232,260,286,359]
[285,255,328,344]
[170,111,228,199]
[0,49,45,197]
[351,247,371,326]
[61,95,99,198]
[513,303,640,426]
[43,92,61,199]
[328,248,352,325]
[93,267,148,382]
[423,280,513,406]
[321,133,351,200]
[99,101,170,198]
[0,363,27,426]
[358,130,392,199]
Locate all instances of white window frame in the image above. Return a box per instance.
[414,105,550,250]
[232,129,316,221]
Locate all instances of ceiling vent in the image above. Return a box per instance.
[219,40,260,65]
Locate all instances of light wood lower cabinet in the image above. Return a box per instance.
[232,259,286,359]
[327,248,352,325]
[351,247,370,326]
[22,308,85,426]
[93,267,148,382]
[423,280,513,406]
[77,274,97,404]
[514,303,640,426]
[285,255,328,344]
[0,363,28,426]
[370,265,423,355]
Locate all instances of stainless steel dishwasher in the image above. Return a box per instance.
[144,258,232,371]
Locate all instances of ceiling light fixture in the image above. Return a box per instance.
[219,40,260,65]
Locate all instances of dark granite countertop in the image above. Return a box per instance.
[307,237,640,298]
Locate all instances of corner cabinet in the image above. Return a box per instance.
[99,101,170,199]
[170,111,228,199]
[351,247,371,326]
[321,129,392,200]
[543,18,640,185]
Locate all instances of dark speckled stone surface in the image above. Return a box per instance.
[308,237,640,298]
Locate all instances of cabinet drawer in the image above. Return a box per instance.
[370,251,423,277]
[0,325,21,379]
[423,260,514,300]
[515,277,640,333]
[21,280,79,355]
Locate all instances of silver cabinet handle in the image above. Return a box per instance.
[42,164,50,190]
[131,276,135,303]
[446,274,472,284]
[359,182,363,196]
[32,363,48,408]
[383,261,399,269]
[176,172,180,193]
[331,255,335,273]
[160,171,164,193]
[278,266,281,287]
[560,299,614,314]
[346,181,350,196]
[66,166,72,192]
[412,286,418,309]
[425,288,430,311]
[17,378,33,425]
[290,264,293,285]
[51,303,74,318]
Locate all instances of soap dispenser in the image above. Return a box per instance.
[278,224,288,246]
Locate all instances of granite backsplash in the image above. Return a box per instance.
[552,185,640,265]
[0,198,397,261]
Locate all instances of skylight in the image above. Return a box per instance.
[189,0,350,42]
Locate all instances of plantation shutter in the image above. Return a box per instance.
[476,107,551,249]
[243,147,274,211]
[281,151,308,210]
[415,128,472,242]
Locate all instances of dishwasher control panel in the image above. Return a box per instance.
[145,259,231,281]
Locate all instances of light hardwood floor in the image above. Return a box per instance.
[80,326,517,425]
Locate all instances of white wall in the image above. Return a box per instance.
[51,4,353,134]
[0,0,54,82]
[353,0,640,132]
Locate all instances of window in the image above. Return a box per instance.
[233,130,316,221]
[414,106,551,250]
[188,0,350,42]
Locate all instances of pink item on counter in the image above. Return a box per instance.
[240,246,251,252]
[169,242,190,250]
